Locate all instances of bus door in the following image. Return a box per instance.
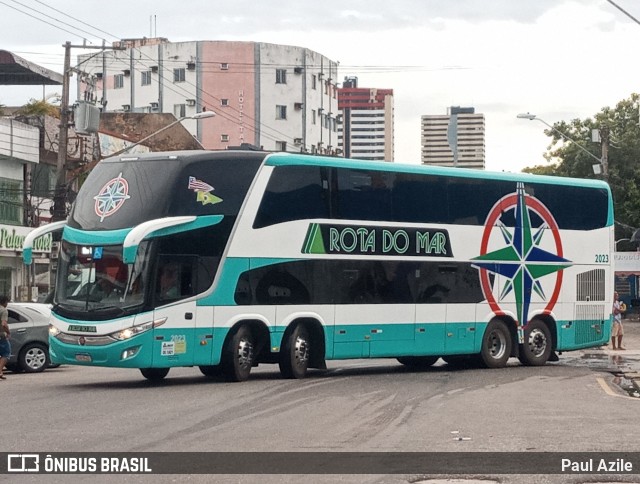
[445,303,476,354]
[150,257,198,367]
[441,264,476,354]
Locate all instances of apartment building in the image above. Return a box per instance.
[421,106,485,169]
[78,38,339,154]
[337,76,394,161]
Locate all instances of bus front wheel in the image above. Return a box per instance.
[140,368,170,380]
[279,324,310,379]
[518,319,552,366]
[222,325,255,382]
[479,320,512,368]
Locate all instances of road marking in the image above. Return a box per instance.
[596,376,640,400]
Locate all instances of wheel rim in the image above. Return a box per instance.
[487,329,507,359]
[527,328,548,357]
[237,337,254,370]
[25,347,46,370]
[294,334,309,367]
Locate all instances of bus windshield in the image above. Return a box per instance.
[56,240,152,315]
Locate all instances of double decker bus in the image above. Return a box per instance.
[23,150,614,381]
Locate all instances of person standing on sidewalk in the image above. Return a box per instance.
[612,291,625,350]
[0,295,10,379]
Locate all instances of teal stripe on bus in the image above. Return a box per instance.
[64,226,132,245]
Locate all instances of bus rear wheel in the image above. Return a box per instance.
[279,324,310,379]
[518,319,552,366]
[222,325,255,382]
[397,356,439,368]
[479,320,512,368]
[140,368,170,380]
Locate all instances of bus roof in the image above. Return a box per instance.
[264,152,611,191]
[104,149,610,192]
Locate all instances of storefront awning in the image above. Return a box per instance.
[0,50,63,85]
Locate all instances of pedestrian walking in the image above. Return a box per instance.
[0,295,11,379]
[612,291,625,350]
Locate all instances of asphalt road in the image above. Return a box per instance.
[4,327,640,484]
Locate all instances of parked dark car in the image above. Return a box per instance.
[5,303,54,373]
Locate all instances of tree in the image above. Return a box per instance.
[16,99,60,118]
[523,93,640,238]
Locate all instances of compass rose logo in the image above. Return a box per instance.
[93,172,131,222]
[472,182,571,338]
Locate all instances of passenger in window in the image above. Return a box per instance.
[375,262,413,304]
[158,264,180,300]
[255,267,309,305]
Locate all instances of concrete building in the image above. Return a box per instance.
[337,77,394,161]
[0,118,52,300]
[421,106,485,169]
[77,38,340,154]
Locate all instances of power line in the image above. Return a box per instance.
[9,0,101,43]
[6,2,338,150]
[606,0,640,26]
[0,0,89,41]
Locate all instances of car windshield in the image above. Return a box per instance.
[56,240,151,314]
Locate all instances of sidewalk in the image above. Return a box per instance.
[586,314,640,355]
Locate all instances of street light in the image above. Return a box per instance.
[616,238,630,250]
[109,111,216,158]
[516,113,604,175]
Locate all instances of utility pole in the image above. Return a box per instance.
[52,41,71,222]
[51,41,126,222]
[600,125,610,181]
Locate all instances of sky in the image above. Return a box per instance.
[1,0,640,173]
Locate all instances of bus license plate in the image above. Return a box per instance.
[75,354,92,362]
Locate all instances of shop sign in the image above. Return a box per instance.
[0,225,52,253]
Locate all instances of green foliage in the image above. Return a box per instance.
[522,163,560,176]
[17,99,60,118]
[522,93,640,237]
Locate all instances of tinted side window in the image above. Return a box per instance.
[254,166,329,228]
[527,184,609,230]
[392,174,448,223]
[235,260,485,305]
[154,221,233,305]
[446,178,513,225]
[335,169,394,221]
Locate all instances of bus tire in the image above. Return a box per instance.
[199,365,222,377]
[279,324,311,379]
[397,356,439,368]
[479,320,512,368]
[518,319,552,366]
[222,325,255,382]
[140,368,170,380]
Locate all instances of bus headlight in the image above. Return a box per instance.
[49,324,60,337]
[110,318,166,341]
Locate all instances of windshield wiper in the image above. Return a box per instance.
[87,305,126,317]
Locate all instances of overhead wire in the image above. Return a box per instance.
[5,0,339,149]
[2,1,406,150]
